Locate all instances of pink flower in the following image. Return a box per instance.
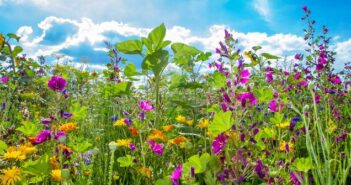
[212,133,229,155]
[170,164,183,185]
[138,100,154,111]
[48,76,67,91]
[329,75,342,84]
[268,100,278,112]
[0,76,9,83]
[239,69,250,84]
[294,54,302,60]
[237,92,258,107]
[266,73,273,83]
[149,140,163,156]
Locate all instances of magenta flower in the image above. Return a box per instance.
[41,118,52,125]
[212,133,229,155]
[290,171,303,185]
[266,73,273,83]
[33,130,51,144]
[0,76,9,83]
[329,75,342,84]
[254,160,268,179]
[138,100,154,111]
[268,100,278,112]
[170,164,183,185]
[302,6,308,12]
[48,76,67,91]
[237,92,258,107]
[149,140,163,156]
[239,69,250,84]
[294,54,302,60]
[130,143,136,151]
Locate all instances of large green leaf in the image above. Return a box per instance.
[142,50,169,77]
[148,23,166,51]
[208,111,232,137]
[22,154,51,182]
[115,40,143,54]
[16,121,41,137]
[124,63,138,77]
[155,177,172,185]
[213,71,226,88]
[171,43,201,66]
[183,153,211,174]
[69,102,88,121]
[293,157,315,172]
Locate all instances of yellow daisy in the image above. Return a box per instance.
[113,119,126,127]
[116,139,132,148]
[0,166,21,185]
[197,119,209,129]
[2,147,26,161]
[51,169,62,182]
[276,121,290,129]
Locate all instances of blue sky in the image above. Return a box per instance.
[0,0,350,70]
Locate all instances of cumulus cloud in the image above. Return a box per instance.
[14,16,349,71]
[252,0,272,23]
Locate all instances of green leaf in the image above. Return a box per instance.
[69,102,88,121]
[124,63,138,77]
[148,23,166,51]
[7,33,20,42]
[16,121,41,137]
[155,177,172,185]
[261,53,280,60]
[293,157,314,172]
[69,140,93,153]
[115,40,143,54]
[256,87,273,102]
[252,46,262,51]
[22,155,51,178]
[171,43,201,64]
[208,111,232,137]
[117,155,135,167]
[183,153,211,174]
[0,140,8,155]
[269,112,284,125]
[12,46,23,56]
[113,82,132,95]
[213,71,226,88]
[142,50,169,77]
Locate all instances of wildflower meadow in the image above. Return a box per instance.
[1,5,351,185]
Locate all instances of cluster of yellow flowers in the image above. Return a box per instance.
[196,119,209,129]
[59,122,78,133]
[116,139,132,148]
[113,118,127,127]
[0,166,21,185]
[148,129,167,141]
[175,115,193,126]
[279,141,295,152]
[2,143,37,161]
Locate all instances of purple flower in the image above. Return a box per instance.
[302,6,308,12]
[55,131,66,142]
[221,102,228,112]
[138,100,154,111]
[223,93,231,103]
[149,140,163,156]
[294,54,302,60]
[41,118,52,125]
[62,112,73,119]
[212,133,229,155]
[170,164,183,185]
[33,130,51,144]
[0,76,9,83]
[254,160,268,179]
[224,29,232,40]
[266,73,273,83]
[130,143,136,151]
[48,76,67,91]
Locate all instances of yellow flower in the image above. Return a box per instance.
[2,147,26,161]
[197,119,209,129]
[175,115,187,123]
[51,169,62,182]
[276,121,290,129]
[162,125,174,132]
[148,129,167,141]
[203,74,210,79]
[50,156,60,170]
[59,122,78,133]
[113,119,126,127]
[169,136,187,145]
[116,139,132,148]
[0,166,21,185]
[18,143,37,155]
[185,120,193,126]
[139,166,152,178]
[279,141,294,152]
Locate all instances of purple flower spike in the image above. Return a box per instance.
[212,133,229,155]
[48,76,67,91]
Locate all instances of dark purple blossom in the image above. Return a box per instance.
[48,76,67,91]
[254,160,268,179]
[212,133,229,155]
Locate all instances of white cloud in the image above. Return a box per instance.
[14,16,350,72]
[252,0,271,23]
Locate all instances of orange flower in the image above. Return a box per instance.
[58,144,73,156]
[59,122,77,133]
[139,166,152,178]
[169,136,187,145]
[50,155,60,169]
[162,125,174,132]
[129,127,139,137]
[148,129,167,142]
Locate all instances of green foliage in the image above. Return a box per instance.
[208,111,232,137]
[117,155,135,167]
[293,157,315,172]
[0,140,8,154]
[22,155,51,183]
[213,71,226,88]
[183,153,211,174]
[16,121,41,136]
[261,53,280,60]
[116,40,143,55]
